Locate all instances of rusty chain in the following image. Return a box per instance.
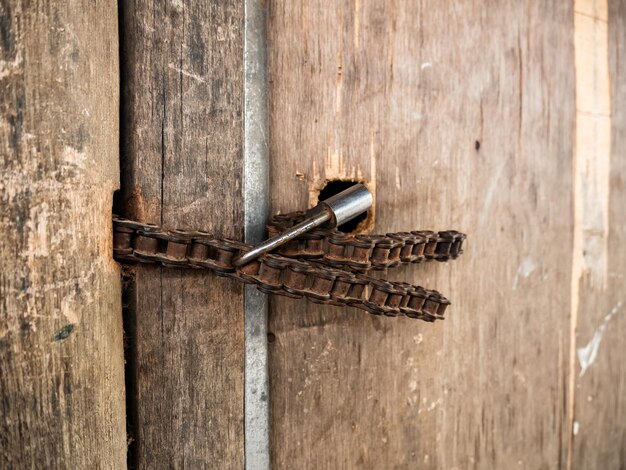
[113,212,465,322]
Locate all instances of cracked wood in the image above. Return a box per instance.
[0,1,125,467]
[118,1,245,467]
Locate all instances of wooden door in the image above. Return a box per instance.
[266,1,626,469]
[2,1,625,469]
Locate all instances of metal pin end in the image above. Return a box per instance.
[310,183,373,228]
[232,184,372,267]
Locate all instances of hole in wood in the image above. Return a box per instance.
[317,180,370,233]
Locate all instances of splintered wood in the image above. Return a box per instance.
[570,0,626,468]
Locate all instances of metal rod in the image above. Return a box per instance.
[234,209,330,267]
[234,183,372,268]
[243,0,270,468]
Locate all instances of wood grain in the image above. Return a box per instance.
[0,1,125,467]
[267,1,576,468]
[118,1,245,467]
[571,0,626,467]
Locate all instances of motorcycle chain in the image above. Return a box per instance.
[113,213,465,322]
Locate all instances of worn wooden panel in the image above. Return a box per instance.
[119,1,245,467]
[0,0,125,467]
[268,1,575,468]
[571,0,626,467]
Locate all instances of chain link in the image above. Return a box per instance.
[113,213,465,322]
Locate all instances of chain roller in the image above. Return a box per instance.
[113,213,465,322]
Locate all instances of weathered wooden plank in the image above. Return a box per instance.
[570,0,626,467]
[267,1,575,468]
[0,1,125,467]
[118,1,245,467]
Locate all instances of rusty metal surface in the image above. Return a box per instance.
[113,213,466,321]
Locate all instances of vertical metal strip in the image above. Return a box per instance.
[243,0,270,468]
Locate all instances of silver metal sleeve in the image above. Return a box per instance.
[321,183,373,227]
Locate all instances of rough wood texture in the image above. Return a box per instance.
[268,1,577,468]
[119,1,245,467]
[0,1,125,467]
[571,0,626,467]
